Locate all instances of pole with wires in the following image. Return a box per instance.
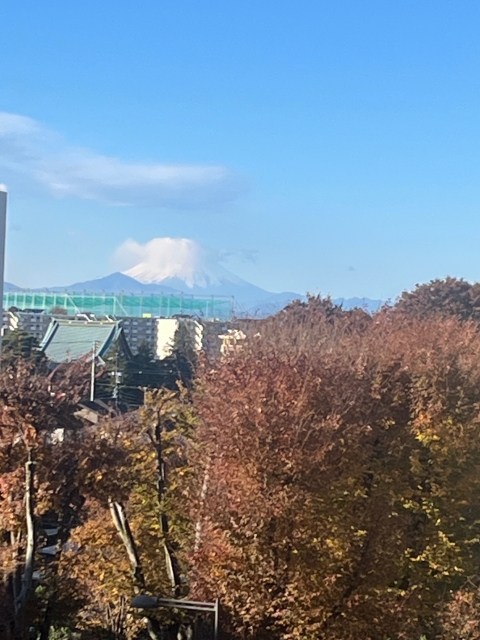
[90,341,98,402]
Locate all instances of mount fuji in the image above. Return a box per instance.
[54,270,301,316]
[10,238,382,316]
[41,237,303,315]
[117,237,303,314]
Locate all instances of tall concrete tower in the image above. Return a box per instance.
[0,187,7,355]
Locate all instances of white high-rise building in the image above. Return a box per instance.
[0,188,7,355]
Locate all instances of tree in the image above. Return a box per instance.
[1,328,46,371]
[171,321,198,388]
[100,335,199,409]
[187,303,480,639]
[10,293,480,638]
[0,360,87,639]
[62,389,195,639]
[394,276,480,321]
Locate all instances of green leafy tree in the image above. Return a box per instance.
[101,334,198,409]
[171,321,198,388]
[120,342,179,406]
[1,329,47,371]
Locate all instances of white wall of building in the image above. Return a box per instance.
[0,190,7,354]
[155,318,204,359]
[155,318,179,359]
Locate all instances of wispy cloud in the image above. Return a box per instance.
[219,248,259,263]
[0,112,244,209]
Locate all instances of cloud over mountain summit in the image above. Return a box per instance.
[116,237,246,288]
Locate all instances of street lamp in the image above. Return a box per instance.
[130,595,219,640]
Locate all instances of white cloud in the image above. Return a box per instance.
[0,112,244,209]
[0,112,38,136]
[116,237,206,278]
[114,237,246,287]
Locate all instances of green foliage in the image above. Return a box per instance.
[171,321,197,388]
[100,327,199,408]
[47,628,81,639]
[1,328,47,371]
[121,342,182,406]
[61,389,196,638]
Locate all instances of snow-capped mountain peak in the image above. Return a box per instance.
[121,237,247,289]
[114,236,303,309]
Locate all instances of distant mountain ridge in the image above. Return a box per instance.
[4,282,21,293]
[4,272,383,317]
[4,235,383,315]
[51,272,304,316]
[50,272,182,295]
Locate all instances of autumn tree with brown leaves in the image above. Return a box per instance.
[395,276,480,321]
[7,294,480,639]
[187,301,480,639]
[0,360,89,639]
[63,389,196,640]
[0,357,140,640]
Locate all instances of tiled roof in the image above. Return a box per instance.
[40,319,128,363]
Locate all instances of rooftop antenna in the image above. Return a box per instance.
[0,187,7,357]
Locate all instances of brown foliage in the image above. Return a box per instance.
[0,360,133,639]
[188,304,480,639]
[7,296,480,639]
[395,276,480,322]
[439,583,480,640]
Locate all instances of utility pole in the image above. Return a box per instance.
[90,341,98,402]
[0,187,7,357]
[113,350,120,409]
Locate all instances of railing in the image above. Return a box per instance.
[131,595,219,640]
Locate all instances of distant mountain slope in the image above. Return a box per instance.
[4,236,385,314]
[50,272,182,295]
[118,237,385,314]
[4,281,21,292]
[3,274,383,318]
[125,262,274,304]
[242,291,305,317]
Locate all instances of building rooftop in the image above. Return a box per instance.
[40,318,130,363]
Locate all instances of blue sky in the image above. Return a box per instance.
[1,1,480,299]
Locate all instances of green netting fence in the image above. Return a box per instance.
[4,291,234,320]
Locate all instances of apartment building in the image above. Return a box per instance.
[119,316,203,359]
[3,310,52,343]
[3,310,208,360]
[119,316,157,355]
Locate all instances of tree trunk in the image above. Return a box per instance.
[150,420,182,596]
[14,453,36,640]
[39,471,86,640]
[109,499,146,591]
[38,600,54,640]
[194,460,210,553]
[109,499,167,640]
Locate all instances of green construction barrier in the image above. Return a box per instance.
[4,291,234,320]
